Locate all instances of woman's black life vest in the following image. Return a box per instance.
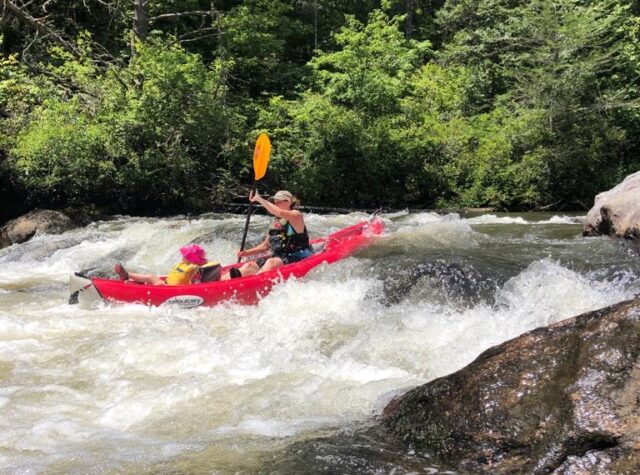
[268,218,312,256]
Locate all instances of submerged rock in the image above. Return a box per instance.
[381,258,495,308]
[382,298,640,474]
[584,171,640,238]
[0,210,75,247]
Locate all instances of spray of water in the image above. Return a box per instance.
[0,211,637,472]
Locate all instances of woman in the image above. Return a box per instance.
[231,190,313,278]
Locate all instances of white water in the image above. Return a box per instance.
[1,212,638,473]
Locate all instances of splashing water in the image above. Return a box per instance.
[0,211,638,473]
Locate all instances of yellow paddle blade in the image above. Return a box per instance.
[253,133,271,181]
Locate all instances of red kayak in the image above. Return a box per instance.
[69,216,384,308]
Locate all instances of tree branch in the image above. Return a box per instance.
[149,10,212,22]
[179,26,216,39]
[2,0,78,54]
[179,33,217,44]
[2,0,49,35]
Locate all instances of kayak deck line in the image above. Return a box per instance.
[69,217,385,308]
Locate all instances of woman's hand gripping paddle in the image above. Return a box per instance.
[238,133,271,262]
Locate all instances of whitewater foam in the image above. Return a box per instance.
[1,211,638,472]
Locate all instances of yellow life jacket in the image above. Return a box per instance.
[165,261,221,285]
[166,261,201,285]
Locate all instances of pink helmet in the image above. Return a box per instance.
[179,244,207,266]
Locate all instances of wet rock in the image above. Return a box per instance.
[584,171,640,238]
[0,210,75,247]
[260,424,445,474]
[382,298,640,474]
[382,259,495,308]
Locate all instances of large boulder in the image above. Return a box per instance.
[0,209,75,247]
[583,171,640,238]
[382,298,640,474]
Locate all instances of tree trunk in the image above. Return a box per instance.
[132,0,148,55]
[404,0,414,39]
[1,8,10,57]
[314,0,318,49]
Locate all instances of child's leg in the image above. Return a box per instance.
[127,272,165,285]
[239,261,260,276]
[221,261,260,279]
[257,257,284,274]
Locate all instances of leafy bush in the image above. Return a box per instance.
[6,37,236,212]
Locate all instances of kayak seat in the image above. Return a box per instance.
[200,263,222,282]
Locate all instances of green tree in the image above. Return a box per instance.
[6,37,236,212]
[437,0,640,207]
[257,11,431,207]
[220,0,309,97]
[310,10,430,116]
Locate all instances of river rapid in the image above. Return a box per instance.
[1,211,639,474]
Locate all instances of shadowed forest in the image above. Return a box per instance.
[2,0,640,218]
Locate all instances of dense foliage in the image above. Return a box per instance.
[2,0,640,215]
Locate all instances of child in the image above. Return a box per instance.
[115,244,221,285]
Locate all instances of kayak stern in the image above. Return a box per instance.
[69,272,103,307]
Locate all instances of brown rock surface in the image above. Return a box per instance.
[0,209,75,247]
[584,171,640,238]
[382,298,640,474]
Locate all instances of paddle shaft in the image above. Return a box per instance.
[237,133,271,263]
[238,183,256,263]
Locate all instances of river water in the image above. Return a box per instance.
[1,211,639,474]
